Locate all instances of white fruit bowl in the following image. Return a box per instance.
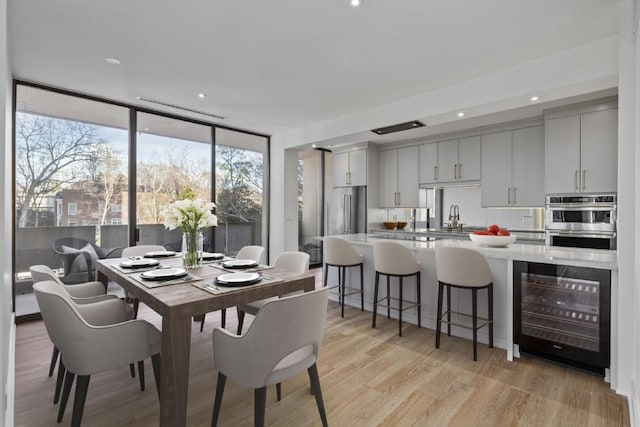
[468,233,517,247]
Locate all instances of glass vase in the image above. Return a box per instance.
[182,231,203,269]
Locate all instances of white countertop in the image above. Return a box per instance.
[330,233,618,270]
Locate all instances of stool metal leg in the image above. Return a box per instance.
[472,288,478,361]
[488,283,494,348]
[340,266,346,318]
[337,267,342,306]
[435,282,443,348]
[398,277,403,337]
[386,275,391,319]
[417,272,421,328]
[446,285,452,336]
[372,272,380,328]
[360,263,364,311]
[323,263,329,288]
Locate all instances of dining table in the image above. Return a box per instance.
[96,255,316,427]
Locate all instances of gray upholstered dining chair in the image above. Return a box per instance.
[30,265,119,382]
[121,245,166,317]
[211,287,329,427]
[34,280,161,427]
[236,251,310,335]
[200,245,266,332]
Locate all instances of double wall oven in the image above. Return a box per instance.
[545,194,616,250]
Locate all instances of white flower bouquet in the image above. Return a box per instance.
[161,199,217,268]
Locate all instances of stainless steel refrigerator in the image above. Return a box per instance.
[329,186,367,235]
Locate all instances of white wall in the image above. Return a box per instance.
[0,0,13,423]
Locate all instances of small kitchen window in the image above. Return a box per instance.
[67,202,77,216]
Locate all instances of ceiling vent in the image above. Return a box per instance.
[371,120,425,135]
[137,97,225,120]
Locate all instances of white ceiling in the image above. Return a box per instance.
[8,0,619,137]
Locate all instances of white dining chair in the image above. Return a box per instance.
[34,280,161,427]
[211,287,329,427]
[200,245,266,332]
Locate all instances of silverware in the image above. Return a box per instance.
[204,282,221,291]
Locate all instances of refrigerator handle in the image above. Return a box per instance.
[344,194,349,233]
[347,194,352,232]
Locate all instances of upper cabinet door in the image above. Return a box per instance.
[481,131,511,207]
[333,152,350,187]
[348,149,368,187]
[419,143,438,184]
[379,150,398,208]
[512,125,544,206]
[397,146,419,207]
[437,139,458,182]
[545,115,581,194]
[458,136,481,181]
[580,108,618,193]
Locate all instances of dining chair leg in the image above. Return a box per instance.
[398,277,403,337]
[276,383,282,401]
[435,282,443,349]
[58,371,75,422]
[54,359,66,404]
[308,363,328,427]
[323,263,329,288]
[221,308,227,329]
[137,360,145,391]
[200,314,206,332]
[211,373,226,427]
[417,272,422,328]
[151,354,161,398]
[359,263,364,311]
[254,386,267,427]
[340,266,346,318]
[446,285,452,336]
[133,299,140,319]
[71,375,91,427]
[372,272,379,328]
[49,346,59,377]
[237,308,246,335]
[472,288,478,362]
[488,283,494,348]
[386,275,391,319]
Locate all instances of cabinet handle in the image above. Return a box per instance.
[349,172,352,185]
[458,163,462,180]
[574,170,579,191]
[507,188,511,204]
[513,187,516,204]
[397,192,401,206]
[434,166,437,181]
[454,164,457,180]
[582,170,586,190]
[346,172,349,185]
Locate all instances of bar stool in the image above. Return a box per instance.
[435,246,493,361]
[323,237,364,318]
[372,241,421,337]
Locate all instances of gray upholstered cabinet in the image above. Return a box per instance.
[481,125,544,207]
[545,106,617,194]
[379,146,419,207]
[333,149,367,187]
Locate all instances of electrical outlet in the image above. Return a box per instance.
[522,215,532,225]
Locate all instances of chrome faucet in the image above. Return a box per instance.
[448,204,460,227]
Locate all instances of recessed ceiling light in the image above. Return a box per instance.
[144,128,150,131]
[457,112,465,117]
[530,96,539,102]
[350,0,361,7]
[198,93,206,99]
[105,57,121,65]
[311,144,317,148]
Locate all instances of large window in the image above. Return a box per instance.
[13,83,269,319]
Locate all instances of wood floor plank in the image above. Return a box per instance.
[14,268,629,426]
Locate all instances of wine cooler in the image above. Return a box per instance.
[514,261,610,374]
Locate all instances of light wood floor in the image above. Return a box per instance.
[15,270,629,426]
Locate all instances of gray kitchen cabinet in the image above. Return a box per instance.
[435,136,481,183]
[379,146,419,207]
[545,108,617,194]
[482,126,544,207]
[418,142,438,184]
[333,149,367,187]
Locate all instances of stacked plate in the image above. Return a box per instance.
[222,259,259,269]
[202,252,225,261]
[140,268,188,281]
[119,259,160,269]
[215,272,261,287]
[143,251,176,258]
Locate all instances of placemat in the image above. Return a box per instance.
[130,272,202,288]
[193,274,283,295]
[111,263,169,274]
[209,263,274,273]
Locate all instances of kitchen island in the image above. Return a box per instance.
[324,234,619,386]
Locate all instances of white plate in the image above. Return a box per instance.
[119,259,160,268]
[469,233,517,247]
[202,252,225,260]
[143,251,176,258]
[222,259,259,269]
[216,272,261,286]
[140,268,188,280]
[143,250,176,258]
